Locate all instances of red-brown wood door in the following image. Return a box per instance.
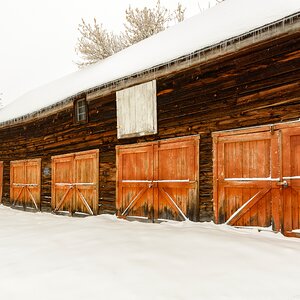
[52,149,99,215]
[10,159,41,210]
[52,153,73,214]
[155,138,199,220]
[214,122,300,235]
[214,130,279,228]
[116,144,154,219]
[116,136,199,221]
[281,127,300,233]
[0,161,3,203]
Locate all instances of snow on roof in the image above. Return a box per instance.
[1,0,299,124]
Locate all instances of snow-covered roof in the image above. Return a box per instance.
[1,0,300,124]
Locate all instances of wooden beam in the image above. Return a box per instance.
[121,187,148,217]
[76,187,94,215]
[226,188,270,226]
[27,187,39,210]
[159,188,188,221]
[12,186,24,206]
[54,187,72,212]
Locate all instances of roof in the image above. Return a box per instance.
[1,0,300,125]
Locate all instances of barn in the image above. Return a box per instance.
[0,0,299,236]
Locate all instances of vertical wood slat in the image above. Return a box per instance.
[0,161,3,203]
[291,188,299,230]
[216,141,225,223]
[282,129,291,232]
[152,143,158,220]
[271,131,282,231]
[212,138,219,223]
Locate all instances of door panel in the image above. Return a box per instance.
[52,154,74,213]
[10,161,26,205]
[74,151,99,215]
[25,159,41,209]
[214,130,278,227]
[156,138,198,221]
[10,159,41,209]
[281,128,300,232]
[117,145,154,219]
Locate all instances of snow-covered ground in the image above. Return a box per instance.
[0,206,299,300]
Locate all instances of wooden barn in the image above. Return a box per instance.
[0,0,299,236]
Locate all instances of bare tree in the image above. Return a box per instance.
[75,19,125,68]
[174,3,186,23]
[75,1,185,68]
[124,1,185,45]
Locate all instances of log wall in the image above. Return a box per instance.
[0,31,299,221]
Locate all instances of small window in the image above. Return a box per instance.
[75,99,88,123]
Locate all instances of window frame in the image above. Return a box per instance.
[74,98,88,124]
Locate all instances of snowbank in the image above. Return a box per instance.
[0,206,300,300]
[0,0,299,123]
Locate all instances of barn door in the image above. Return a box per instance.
[214,130,280,229]
[281,128,300,233]
[214,123,300,235]
[10,159,41,210]
[0,161,3,203]
[116,136,199,221]
[52,149,99,215]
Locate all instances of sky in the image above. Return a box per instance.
[0,0,217,107]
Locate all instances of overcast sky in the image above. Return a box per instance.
[0,0,217,106]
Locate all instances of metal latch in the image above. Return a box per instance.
[277,180,288,188]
